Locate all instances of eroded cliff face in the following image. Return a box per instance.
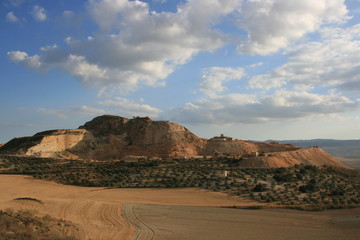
[0,129,95,159]
[76,115,205,159]
[0,115,349,168]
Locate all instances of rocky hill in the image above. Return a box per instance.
[0,115,205,160]
[0,115,349,168]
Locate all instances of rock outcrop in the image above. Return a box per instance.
[0,115,350,168]
[0,129,95,159]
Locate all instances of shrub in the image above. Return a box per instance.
[273,173,293,182]
[253,183,267,192]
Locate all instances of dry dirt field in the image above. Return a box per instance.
[0,175,254,240]
[0,175,359,240]
[126,204,360,240]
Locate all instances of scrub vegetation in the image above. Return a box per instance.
[1,155,359,210]
[0,208,76,240]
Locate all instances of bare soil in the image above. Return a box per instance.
[126,204,360,240]
[1,175,359,240]
[0,175,254,240]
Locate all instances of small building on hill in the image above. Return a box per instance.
[209,134,235,142]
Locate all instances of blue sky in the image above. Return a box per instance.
[1,0,360,143]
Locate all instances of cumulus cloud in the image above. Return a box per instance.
[6,0,353,96]
[6,11,19,22]
[170,90,359,124]
[8,0,241,93]
[7,51,42,71]
[199,67,245,96]
[236,0,349,55]
[32,5,47,22]
[98,97,162,118]
[248,24,360,92]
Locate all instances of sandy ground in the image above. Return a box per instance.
[1,175,359,240]
[0,175,253,240]
[126,204,360,240]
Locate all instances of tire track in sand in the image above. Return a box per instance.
[123,203,156,240]
[69,201,131,240]
[46,200,131,240]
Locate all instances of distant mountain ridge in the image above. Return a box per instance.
[0,115,349,169]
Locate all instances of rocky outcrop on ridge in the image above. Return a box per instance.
[0,115,350,168]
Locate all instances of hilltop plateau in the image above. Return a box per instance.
[0,115,348,169]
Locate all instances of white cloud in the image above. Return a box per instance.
[98,97,162,118]
[6,11,19,22]
[199,67,245,96]
[7,51,27,62]
[32,5,47,22]
[6,0,355,97]
[236,0,349,55]
[8,0,241,93]
[7,46,160,93]
[248,24,360,92]
[170,90,359,124]
[62,10,74,19]
[7,51,42,71]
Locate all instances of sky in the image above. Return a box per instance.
[1,0,360,143]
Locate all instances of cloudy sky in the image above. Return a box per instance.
[1,0,360,143]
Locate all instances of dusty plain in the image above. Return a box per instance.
[127,204,360,240]
[0,175,254,240]
[0,175,359,240]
